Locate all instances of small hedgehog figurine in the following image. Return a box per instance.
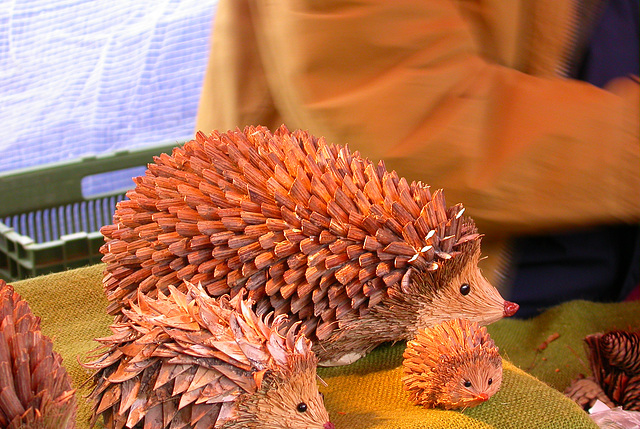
[84,282,334,429]
[402,318,502,410]
[0,279,77,429]
[100,125,518,365]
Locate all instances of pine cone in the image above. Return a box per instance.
[621,375,640,411]
[599,331,640,375]
[564,375,615,410]
[402,318,502,410]
[101,125,517,364]
[0,280,76,429]
[580,330,640,411]
[84,283,333,429]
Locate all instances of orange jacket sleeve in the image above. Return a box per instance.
[197,0,639,237]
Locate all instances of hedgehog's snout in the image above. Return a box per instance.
[476,392,489,402]
[503,301,519,317]
[324,422,336,429]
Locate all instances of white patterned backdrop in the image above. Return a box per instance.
[0,0,217,195]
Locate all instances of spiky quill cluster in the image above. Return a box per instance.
[0,279,76,429]
[84,283,333,429]
[402,318,502,410]
[100,125,516,364]
[567,330,640,411]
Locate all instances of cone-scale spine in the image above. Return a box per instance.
[0,279,76,429]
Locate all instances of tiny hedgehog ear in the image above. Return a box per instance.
[401,267,415,294]
[253,369,271,388]
[294,335,311,355]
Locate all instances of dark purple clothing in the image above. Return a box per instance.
[577,0,639,87]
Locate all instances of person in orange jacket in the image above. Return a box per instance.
[195,0,639,317]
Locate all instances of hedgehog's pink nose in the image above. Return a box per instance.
[503,301,519,317]
[324,422,335,429]
[476,393,489,402]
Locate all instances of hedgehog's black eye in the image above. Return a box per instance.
[488,378,493,386]
[463,380,472,388]
[297,402,308,413]
[460,283,471,295]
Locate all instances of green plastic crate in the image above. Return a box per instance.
[0,143,180,281]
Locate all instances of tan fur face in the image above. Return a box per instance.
[441,354,503,409]
[228,355,333,429]
[416,248,516,330]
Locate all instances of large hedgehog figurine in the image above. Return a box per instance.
[402,318,502,410]
[84,283,334,428]
[0,279,77,428]
[100,125,518,365]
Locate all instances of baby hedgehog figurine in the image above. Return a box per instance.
[84,282,334,429]
[100,125,518,365]
[402,318,502,410]
[0,279,76,429]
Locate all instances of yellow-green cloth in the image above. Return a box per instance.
[13,264,637,428]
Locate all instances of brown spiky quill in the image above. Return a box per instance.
[402,318,502,410]
[84,283,334,429]
[0,279,77,429]
[566,330,640,411]
[100,125,518,365]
